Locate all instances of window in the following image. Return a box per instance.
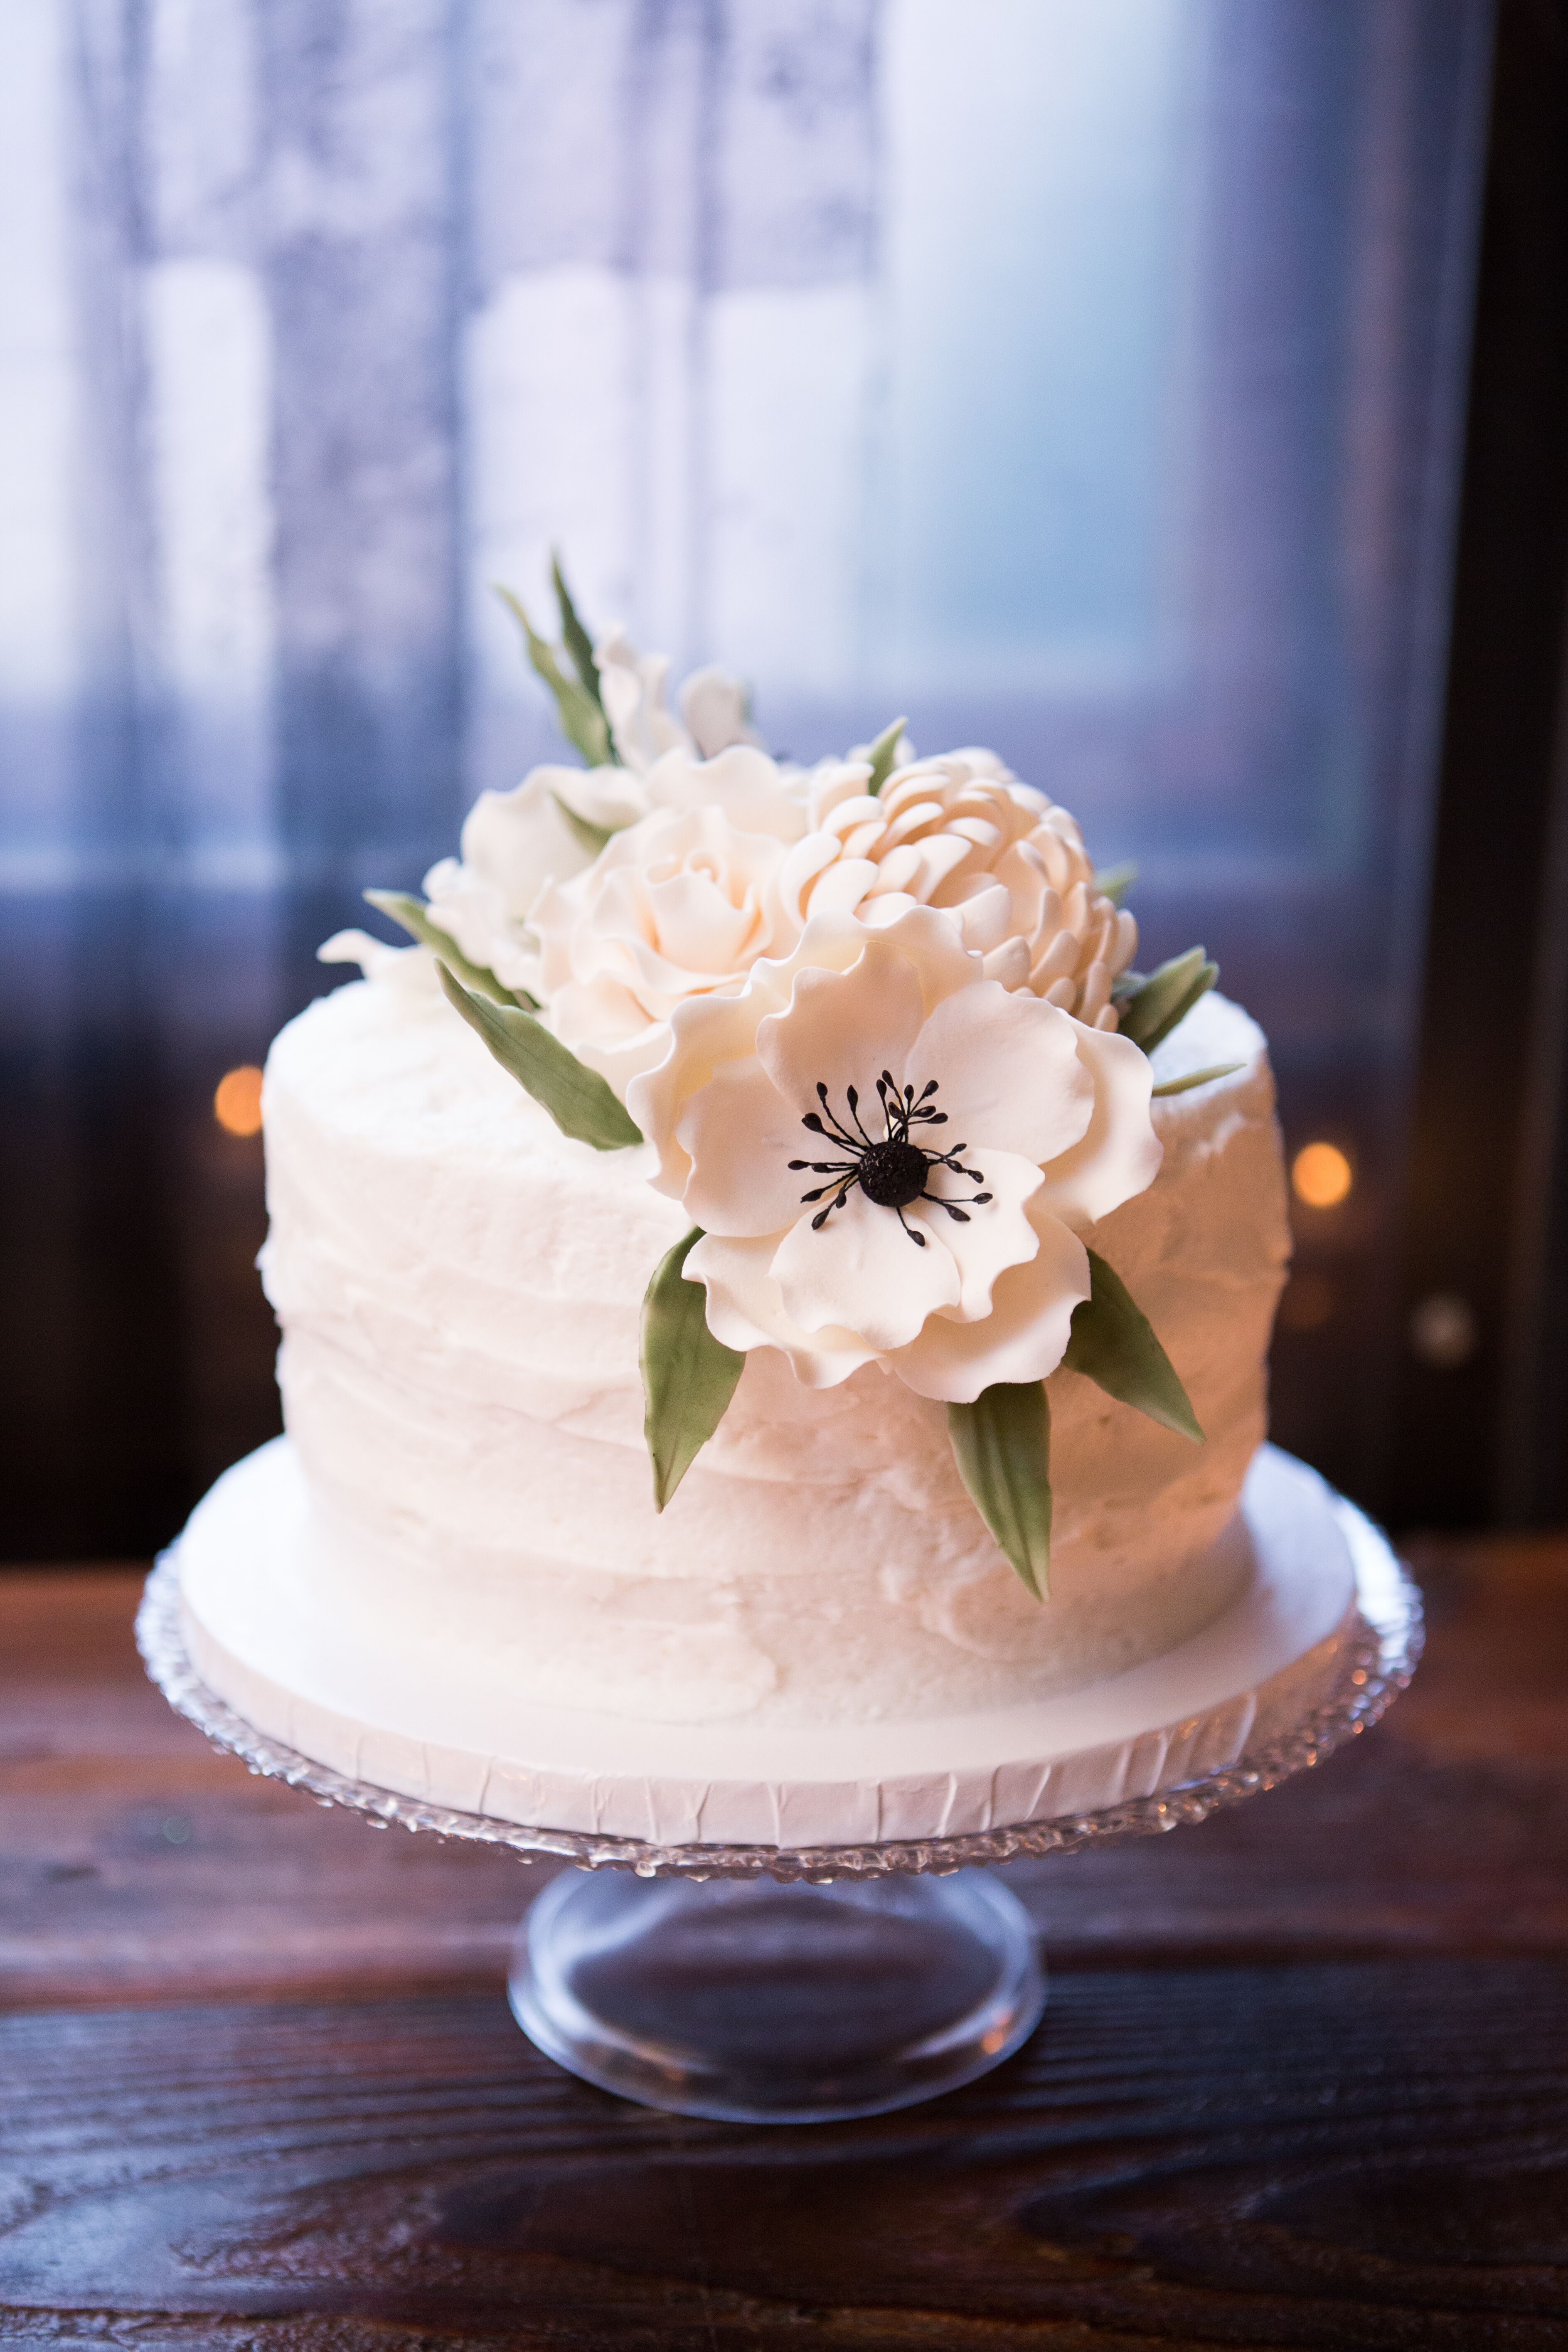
[0,0,1506,1552]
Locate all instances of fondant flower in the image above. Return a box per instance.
[595,629,689,773]
[626,909,1162,1399]
[532,798,806,1092]
[420,763,647,991]
[597,628,761,772]
[780,754,1137,1027]
[626,743,812,840]
[678,665,765,760]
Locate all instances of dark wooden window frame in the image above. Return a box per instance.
[1391,0,1568,1526]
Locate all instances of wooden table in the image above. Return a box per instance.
[2,1544,1566,2349]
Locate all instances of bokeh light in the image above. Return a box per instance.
[1291,1141,1353,1210]
[214,1065,264,1137]
[1409,1291,1479,1371]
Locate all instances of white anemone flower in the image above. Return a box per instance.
[626,908,1162,1401]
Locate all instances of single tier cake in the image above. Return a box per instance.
[172,582,1356,1848]
[257,971,1287,1730]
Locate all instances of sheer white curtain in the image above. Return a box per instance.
[1,1,1489,917]
[0,0,1492,1548]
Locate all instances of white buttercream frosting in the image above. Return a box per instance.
[256,971,1291,1733]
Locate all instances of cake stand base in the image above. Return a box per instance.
[509,1867,1044,2122]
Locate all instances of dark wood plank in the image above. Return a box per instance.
[1,1965,1566,2347]
[3,1544,1567,2345]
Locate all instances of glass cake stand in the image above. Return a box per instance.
[136,1517,1421,2124]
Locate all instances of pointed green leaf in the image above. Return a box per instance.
[1150,1061,1243,1098]
[947,1381,1051,1600]
[549,791,617,860]
[1117,946,1218,1055]
[864,716,908,798]
[1093,860,1137,907]
[495,584,613,767]
[436,962,642,1150]
[364,889,537,1010]
[1063,1247,1203,1443]
[551,550,604,711]
[640,1228,746,1510]
[1110,967,1144,1003]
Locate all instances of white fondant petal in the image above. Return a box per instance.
[857,903,982,1010]
[687,1232,878,1387]
[1036,1020,1163,1229]
[626,985,776,1194]
[911,983,1093,1166]
[756,939,926,1116]
[677,666,761,760]
[772,1182,961,1349]
[888,1204,1091,1402]
[677,1059,812,1238]
[927,1148,1044,1322]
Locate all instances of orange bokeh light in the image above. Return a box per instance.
[1291,1140,1353,1210]
[214,1065,264,1137]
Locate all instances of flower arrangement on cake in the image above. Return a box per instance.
[327,563,1238,1600]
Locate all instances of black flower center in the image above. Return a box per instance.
[858,1138,930,1209]
[788,1072,993,1248]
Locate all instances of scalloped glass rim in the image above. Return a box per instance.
[136,1528,1421,1883]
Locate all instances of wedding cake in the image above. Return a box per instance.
[173,572,1359,1850]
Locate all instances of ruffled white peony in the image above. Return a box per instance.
[625,909,1162,1400]
[780,753,1137,1027]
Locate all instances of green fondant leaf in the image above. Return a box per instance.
[1063,1247,1203,1443]
[864,715,908,798]
[436,962,642,1150]
[549,791,617,860]
[1117,946,1218,1055]
[947,1381,1052,1601]
[363,889,537,1010]
[551,549,604,711]
[1093,860,1138,907]
[495,584,614,767]
[1150,1061,1243,1098]
[640,1227,746,1511]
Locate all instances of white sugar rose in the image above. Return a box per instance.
[532,795,805,1091]
[625,907,1162,1400]
[780,754,1137,1028]
[629,742,813,840]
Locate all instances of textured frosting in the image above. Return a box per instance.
[257,970,1291,1732]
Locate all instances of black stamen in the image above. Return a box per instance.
[791,1075,994,1243]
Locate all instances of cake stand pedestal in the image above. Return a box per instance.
[512,1865,1041,2120]
[136,1497,1419,2124]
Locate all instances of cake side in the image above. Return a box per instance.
[259,971,1290,1728]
